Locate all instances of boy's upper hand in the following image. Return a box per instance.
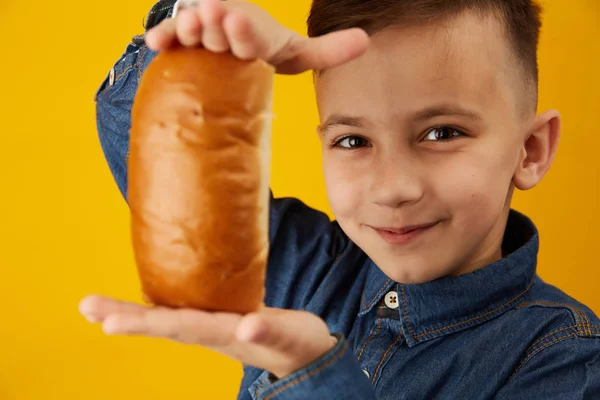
[144,0,370,74]
[79,294,337,379]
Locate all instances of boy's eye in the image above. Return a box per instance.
[334,136,371,149]
[423,126,463,141]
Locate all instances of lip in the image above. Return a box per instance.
[371,221,440,245]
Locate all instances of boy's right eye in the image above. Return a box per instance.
[332,135,371,149]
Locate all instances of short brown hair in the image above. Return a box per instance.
[307,0,543,111]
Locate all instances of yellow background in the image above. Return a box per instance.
[0,1,598,399]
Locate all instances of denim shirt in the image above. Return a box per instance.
[94,2,600,398]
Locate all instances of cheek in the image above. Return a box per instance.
[322,156,364,220]
[432,147,516,218]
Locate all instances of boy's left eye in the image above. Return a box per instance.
[423,126,464,141]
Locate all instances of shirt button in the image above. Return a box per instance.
[109,67,115,87]
[384,291,399,309]
[363,369,370,379]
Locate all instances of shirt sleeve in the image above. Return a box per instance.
[248,334,377,400]
[494,336,600,400]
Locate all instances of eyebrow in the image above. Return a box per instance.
[319,114,367,135]
[412,105,483,122]
[319,105,482,134]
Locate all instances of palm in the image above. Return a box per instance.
[79,295,334,378]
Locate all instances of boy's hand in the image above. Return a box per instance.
[79,295,337,379]
[144,0,369,74]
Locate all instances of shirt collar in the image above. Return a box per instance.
[359,209,538,347]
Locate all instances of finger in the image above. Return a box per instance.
[176,7,204,47]
[278,28,370,75]
[103,308,241,346]
[199,0,229,52]
[145,18,178,52]
[78,295,145,323]
[223,11,265,60]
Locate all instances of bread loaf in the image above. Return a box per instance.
[128,46,274,314]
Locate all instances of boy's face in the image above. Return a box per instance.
[315,12,536,283]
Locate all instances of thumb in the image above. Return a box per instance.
[275,28,370,75]
[236,309,334,356]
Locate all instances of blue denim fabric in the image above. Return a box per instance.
[94,2,600,398]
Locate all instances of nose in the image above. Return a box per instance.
[369,153,424,208]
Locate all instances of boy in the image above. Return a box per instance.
[80,0,600,398]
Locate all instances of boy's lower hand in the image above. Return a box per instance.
[79,295,337,379]
[144,0,369,74]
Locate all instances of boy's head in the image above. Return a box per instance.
[308,0,561,283]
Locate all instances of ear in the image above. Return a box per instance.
[513,110,561,191]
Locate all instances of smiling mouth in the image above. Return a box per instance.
[371,221,440,245]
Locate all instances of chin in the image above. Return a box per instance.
[372,254,451,284]
[383,267,440,284]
